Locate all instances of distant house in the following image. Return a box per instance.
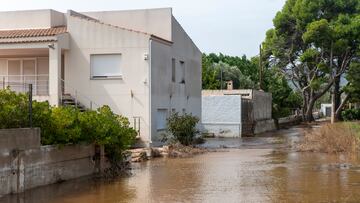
[0,8,202,146]
[320,104,332,117]
[201,89,275,137]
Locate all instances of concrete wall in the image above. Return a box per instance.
[252,90,272,121]
[0,128,103,198]
[65,13,151,143]
[254,119,276,134]
[149,17,201,143]
[202,95,242,137]
[0,128,40,151]
[0,10,65,29]
[84,8,173,42]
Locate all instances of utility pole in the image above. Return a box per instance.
[330,42,336,124]
[259,44,263,90]
[220,68,223,90]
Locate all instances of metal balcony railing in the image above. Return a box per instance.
[0,75,49,96]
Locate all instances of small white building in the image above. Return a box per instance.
[320,104,332,117]
[202,90,275,137]
[202,94,242,137]
[0,8,202,146]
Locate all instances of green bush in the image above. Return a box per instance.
[342,109,360,121]
[78,106,137,162]
[0,89,29,128]
[0,89,137,157]
[166,112,199,146]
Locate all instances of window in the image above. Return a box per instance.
[90,54,122,79]
[171,58,176,82]
[156,109,168,130]
[180,61,185,83]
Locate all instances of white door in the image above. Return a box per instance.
[7,60,22,93]
[23,59,36,93]
[0,59,7,89]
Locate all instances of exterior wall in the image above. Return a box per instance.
[0,10,65,29]
[202,95,242,137]
[84,8,173,42]
[0,128,102,198]
[149,17,201,143]
[65,14,151,143]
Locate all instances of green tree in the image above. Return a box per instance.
[262,0,360,121]
[202,53,258,89]
[344,62,360,103]
[202,54,220,89]
[212,62,256,89]
[166,112,199,146]
[202,53,302,119]
[263,68,302,119]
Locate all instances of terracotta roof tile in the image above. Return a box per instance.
[0,27,67,39]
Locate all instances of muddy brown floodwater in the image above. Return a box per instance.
[2,126,360,203]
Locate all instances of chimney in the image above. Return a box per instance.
[226,81,233,90]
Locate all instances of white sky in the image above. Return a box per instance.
[0,0,286,57]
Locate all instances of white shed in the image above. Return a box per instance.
[202,95,242,137]
[321,104,332,117]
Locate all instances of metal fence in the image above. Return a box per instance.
[0,75,49,96]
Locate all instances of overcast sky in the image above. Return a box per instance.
[1,0,286,57]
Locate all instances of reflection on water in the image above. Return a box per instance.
[2,128,360,203]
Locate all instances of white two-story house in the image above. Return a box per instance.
[0,8,202,146]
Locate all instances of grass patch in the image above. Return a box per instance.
[298,122,360,154]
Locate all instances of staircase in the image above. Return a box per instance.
[61,94,87,112]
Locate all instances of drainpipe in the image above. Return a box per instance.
[148,39,153,146]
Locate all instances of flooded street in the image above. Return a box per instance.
[2,127,360,203]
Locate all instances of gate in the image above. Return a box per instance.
[241,99,254,136]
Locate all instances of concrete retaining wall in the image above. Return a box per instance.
[254,119,276,134]
[278,116,302,128]
[0,128,105,198]
[0,128,40,151]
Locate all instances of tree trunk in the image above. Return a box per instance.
[335,94,350,120]
[332,76,342,122]
[305,98,316,122]
[302,91,309,121]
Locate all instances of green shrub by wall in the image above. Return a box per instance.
[0,89,137,154]
[166,112,199,146]
[342,109,360,121]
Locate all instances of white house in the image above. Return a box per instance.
[0,8,202,146]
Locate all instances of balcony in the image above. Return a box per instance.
[0,74,49,96]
